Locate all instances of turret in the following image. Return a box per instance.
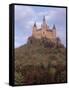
[53,24,56,39]
[43,16,46,24]
[53,24,56,30]
[34,22,37,27]
[42,16,46,28]
[32,22,37,36]
[42,16,48,30]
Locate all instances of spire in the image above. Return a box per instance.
[43,15,46,25]
[42,16,46,29]
[43,15,45,22]
[53,24,56,29]
[34,22,36,27]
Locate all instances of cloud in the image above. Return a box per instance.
[15,5,35,21]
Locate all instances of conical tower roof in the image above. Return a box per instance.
[53,24,56,29]
[34,22,37,27]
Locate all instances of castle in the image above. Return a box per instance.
[32,16,56,43]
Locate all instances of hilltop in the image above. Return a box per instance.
[15,36,66,85]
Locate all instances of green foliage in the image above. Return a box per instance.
[15,37,66,85]
[15,72,24,85]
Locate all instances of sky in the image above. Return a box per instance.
[15,5,66,48]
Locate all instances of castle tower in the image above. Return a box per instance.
[34,22,36,27]
[41,16,46,38]
[53,24,56,39]
[53,24,56,29]
[32,22,37,36]
[42,16,46,29]
[43,16,46,25]
[42,16,48,30]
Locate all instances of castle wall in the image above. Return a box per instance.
[33,29,42,39]
[53,30,56,39]
[41,28,46,38]
[46,31,53,39]
[47,30,56,39]
[32,28,56,41]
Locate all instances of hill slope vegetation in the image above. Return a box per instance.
[15,37,67,85]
